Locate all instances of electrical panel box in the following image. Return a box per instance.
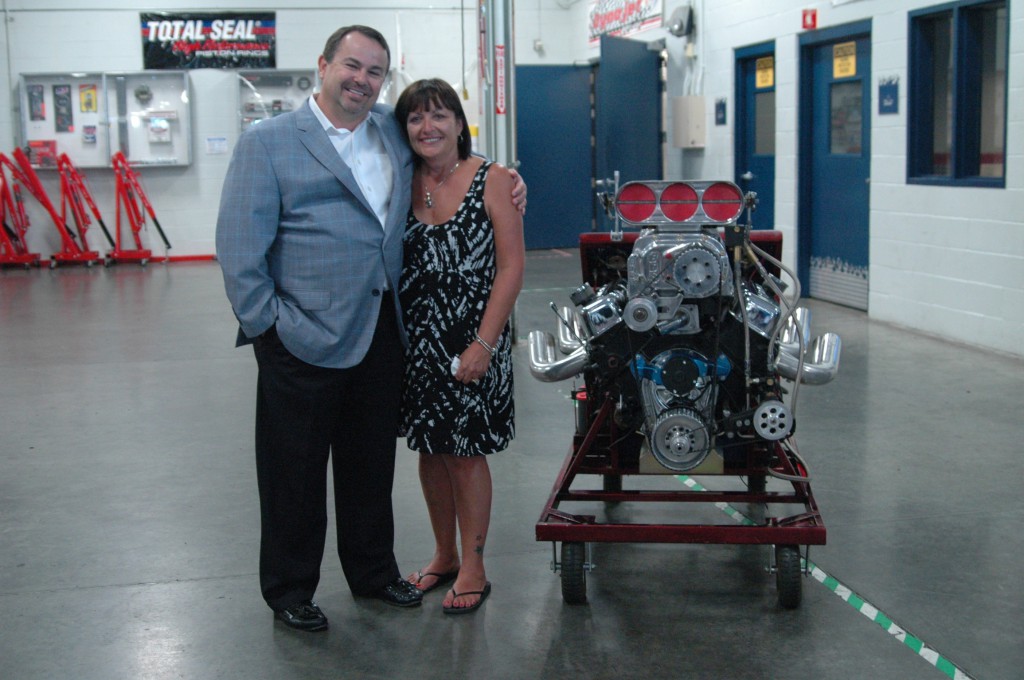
[672,95,706,149]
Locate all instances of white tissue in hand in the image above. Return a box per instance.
[450,356,460,376]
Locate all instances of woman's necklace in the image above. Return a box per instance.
[424,161,460,208]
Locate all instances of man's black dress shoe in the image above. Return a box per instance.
[373,577,424,608]
[274,600,329,631]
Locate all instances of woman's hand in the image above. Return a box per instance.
[508,168,527,215]
[454,342,492,384]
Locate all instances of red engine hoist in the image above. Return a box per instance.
[109,152,171,265]
[56,154,116,264]
[0,154,41,268]
[9,148,103,268]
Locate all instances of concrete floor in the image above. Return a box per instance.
[1,251,1021,680]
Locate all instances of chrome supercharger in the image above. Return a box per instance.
[528,177,841,607]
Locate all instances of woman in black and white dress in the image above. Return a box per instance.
[396,79,524,614]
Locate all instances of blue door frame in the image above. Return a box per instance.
[735,42,776,230]
[798,20,872,308]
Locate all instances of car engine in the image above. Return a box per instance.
[528,180,841,475]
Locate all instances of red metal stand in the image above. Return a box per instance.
[10,148,103,268]
[57,154,115,265]
[109,152,171,266]
[536,229,824,608]
[536,394,826,546]
[0,155,41,268]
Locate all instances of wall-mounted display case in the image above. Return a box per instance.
[19,72,109,168]
[238,70,316,132]
[18,71,192,168]
[106,71,191,167]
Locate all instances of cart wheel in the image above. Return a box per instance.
[775,545,802,609]
[560,542,587,605]
[140,259,149,267]
[49,260,57,270]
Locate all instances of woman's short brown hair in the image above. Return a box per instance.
[395,79,472,161]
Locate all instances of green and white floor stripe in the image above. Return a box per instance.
[676,475,976,680]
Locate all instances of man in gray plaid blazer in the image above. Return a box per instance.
[216,25,423,631]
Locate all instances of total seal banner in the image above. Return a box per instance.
[141,12,275,69]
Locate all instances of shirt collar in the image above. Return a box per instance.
[309,95,371,136]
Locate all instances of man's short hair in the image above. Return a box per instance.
[323,25,391,70]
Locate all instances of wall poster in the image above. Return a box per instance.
[28,84,46,121]
[79,84,98,112]
[588,0,663,45]
[141,12,276,69]
[53,84,73,132]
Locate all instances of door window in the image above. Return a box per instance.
[830,82,862,155]
[755,91,775,155]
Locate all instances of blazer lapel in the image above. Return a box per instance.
[294,101,376,217]
[372,112,410,238]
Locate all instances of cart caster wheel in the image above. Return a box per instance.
[560,542,587,605]
[776,545,802,609]
[86,260,95,268]
[140,259,149,267]
[49,261,57,270]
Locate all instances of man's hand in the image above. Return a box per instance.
[509,168,527,216]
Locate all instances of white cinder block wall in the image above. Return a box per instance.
[3,0,1022,357]
[0,0,579,260]
[548,0,1022,358]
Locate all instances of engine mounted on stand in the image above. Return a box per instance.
[528,177,841,607]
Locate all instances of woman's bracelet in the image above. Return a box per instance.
[474,333,497,357]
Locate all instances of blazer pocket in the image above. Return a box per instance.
[284,289,331,311]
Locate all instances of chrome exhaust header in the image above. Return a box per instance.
[528,330,589,382]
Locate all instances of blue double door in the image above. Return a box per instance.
[516,35,662,249]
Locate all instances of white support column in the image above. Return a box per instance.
[478,0,517,168]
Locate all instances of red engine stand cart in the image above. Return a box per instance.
[535,231,826,608]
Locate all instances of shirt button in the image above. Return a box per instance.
[371,289,381,297]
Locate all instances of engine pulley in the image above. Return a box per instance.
[623,296,659,332]
[650,408,710,471]
[671,245,721,298]
[753,400,793,441]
